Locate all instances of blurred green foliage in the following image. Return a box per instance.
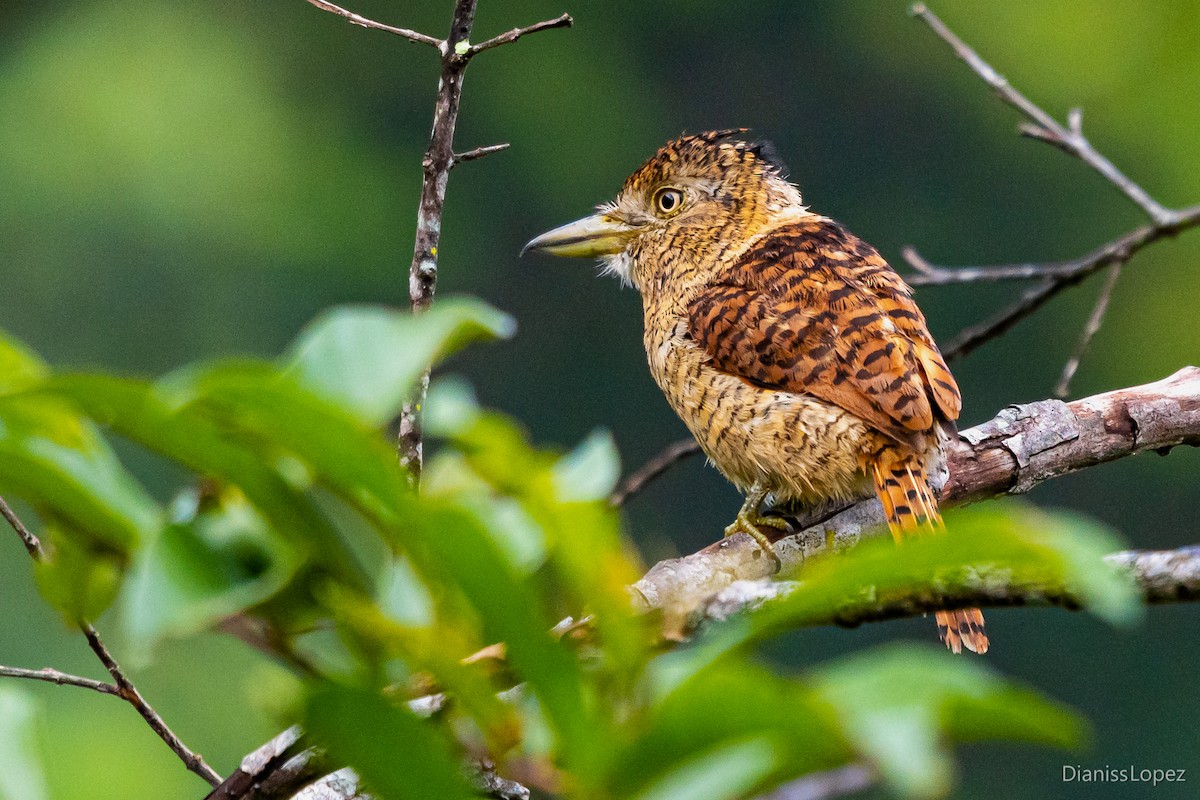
[0,303,1140,799]
[0,1,1197,798]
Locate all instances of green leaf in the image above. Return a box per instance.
[0,330,47,395]
[286,300,515,426]
[410,501,595,759]
[321,584,522,753]
[954,506,1138,626]
[748,502,1140,642]
[305,683,475,800]
[157,359,415,544]
[423,376,481,438]
[34,518,125,623]
[634,736,780,800]
[122,486,298,649]
[552,428,620,502]
[810,644,1084,798]
[0,395,157,553]
[0,387,158,620]
[0,687,49,800]
[619,659,848,797]
[37,373,370,590]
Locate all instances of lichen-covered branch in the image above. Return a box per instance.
[695,546,1200,635]
[632,367,1200,617]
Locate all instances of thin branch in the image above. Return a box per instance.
[943,277,1055,360]
[300,0,442,49]
[452,142,510,167]
[611,438,702,506]
[1055,260,1122,398]
[81,623,223,786]
[909,3,1179,226]
[468,14,574,56]
[631,367,1200,618]
[0,492,43,560]
[936,205,1200,360]
[752,764,877,800]
[901,4,1200,377]
[901,246,1079,284]
[397,0,479,485]
[2,493,223,785]
[398,2,571,484]
[0,665,119,695]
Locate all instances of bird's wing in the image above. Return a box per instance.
[687,217,960,445]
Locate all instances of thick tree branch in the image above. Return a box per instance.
[695,546,1200,635]
[631,367,1200,617]
[204,726,529,800]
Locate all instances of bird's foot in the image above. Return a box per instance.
[723,511,787,573]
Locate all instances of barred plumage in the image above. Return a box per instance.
[526,130,989,653]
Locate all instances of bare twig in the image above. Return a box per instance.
[942,277,1056,360]
[632,367,1200,618]
[909,3,1179,226]
[453,142,511,167]
[1,498,222,786]
[611,438,702,506]
[0,665,119,695]
[902,246,1078,284]
[300,0,441,48]
[934,205,1200,360]
[901,4,1200,378]
[393,0,572,485]
[1055,260,1122,398]
[752,764,876,800]
[0,492,43,560]
[469,13,574,56]
[81,623,223,786]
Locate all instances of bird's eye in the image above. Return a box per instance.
[653,187,685,216]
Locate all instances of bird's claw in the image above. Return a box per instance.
[723,512,787,573]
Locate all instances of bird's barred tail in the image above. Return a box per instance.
[871,452,989,655]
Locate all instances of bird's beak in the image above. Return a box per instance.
[521,212,635,258]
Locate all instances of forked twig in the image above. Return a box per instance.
[902,3,1200,378]
[0,494,222,787]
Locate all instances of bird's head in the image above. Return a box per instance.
[523,130,806,291]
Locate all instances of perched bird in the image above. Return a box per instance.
[524,130,988,654]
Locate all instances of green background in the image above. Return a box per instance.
[0,0,1196,797]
